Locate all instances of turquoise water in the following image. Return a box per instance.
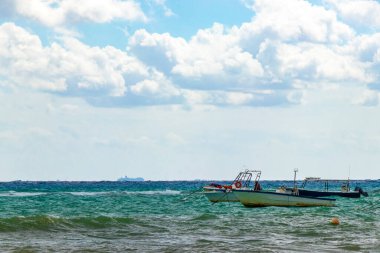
[0,180,379,252]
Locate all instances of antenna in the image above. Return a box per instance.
[293,168,299,192]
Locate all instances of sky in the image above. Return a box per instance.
[1,0,380,181]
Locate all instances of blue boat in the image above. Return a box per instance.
[279,177,368,198]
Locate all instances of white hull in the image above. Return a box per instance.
[233,190,335,207]
[203,187,239,202]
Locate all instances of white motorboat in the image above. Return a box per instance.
[233,190,336,207]
[203,170,261,203]
[203,186,238,202]
[233,169,336,207]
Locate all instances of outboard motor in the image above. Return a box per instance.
[354,186,369,197]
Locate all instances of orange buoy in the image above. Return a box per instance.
[331,217,340,225]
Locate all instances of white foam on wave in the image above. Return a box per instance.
[4,190,184,197]
[123,190,182,195]
[0,191,47,197]
[67,191,110,196]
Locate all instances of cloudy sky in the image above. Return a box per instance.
[1,0,380,181]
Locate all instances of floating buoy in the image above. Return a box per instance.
[331,217,340,225]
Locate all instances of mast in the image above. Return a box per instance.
[293,168,299,195]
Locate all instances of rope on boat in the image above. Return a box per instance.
[180,187,204,202]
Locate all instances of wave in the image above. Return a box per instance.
[0,215,141,232]
[66,190,182,196]
[0,191,46,197]
[191,213,219,221]
[0,190,182,197]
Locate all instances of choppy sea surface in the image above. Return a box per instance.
[0,180,379,252]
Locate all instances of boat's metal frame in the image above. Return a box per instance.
[232,169,261,188]
[203,170,261,203]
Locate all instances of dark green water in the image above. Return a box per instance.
[0,181,379,252]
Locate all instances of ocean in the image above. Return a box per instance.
[0,180,379,252]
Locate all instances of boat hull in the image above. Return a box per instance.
[203,187,239,202]
[233,190,336,207]
[297,189,360,198]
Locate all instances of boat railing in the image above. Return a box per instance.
[301,178,352,192]
[232,170,261,188]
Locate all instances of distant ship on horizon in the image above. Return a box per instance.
[117,176,144,182]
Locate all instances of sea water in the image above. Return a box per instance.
[0,180,379,252]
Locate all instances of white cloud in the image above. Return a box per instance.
[10,0,147,27]
[129,23,264,89]
[350,33,380,62]
[224,92,254,105]
[172,24,264,81]
[257,41,370,83]
[2,0,380,183]
[326,0,380,29]
[0,22,148,96]
[2,0,380,108]
[1,22,273,107]
[353,90,379,106]
[128,29,187,73]
[130,70,180,98]
[126,0,380,107]
[182,90,256,106]
[239,0,354,49]
[0,23,66,91]
[180,89,298,107]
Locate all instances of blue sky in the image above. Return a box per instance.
[1,0,380,180]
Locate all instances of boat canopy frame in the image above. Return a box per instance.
[232,170,261,188]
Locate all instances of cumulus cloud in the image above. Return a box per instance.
[0,22,148,96]
[326,0,380,29]
[1,22,269,107]
[239,0,355,51]
[128,29,187,74]
[0,23,66,91]
[130,70,180,98]
[6,0,147,27]
[126,0,379,106]
[257,41,370,83]
[172,24,264,82]
[349,33,380,62]
[2,0,380,107]
[129,23,265,90]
